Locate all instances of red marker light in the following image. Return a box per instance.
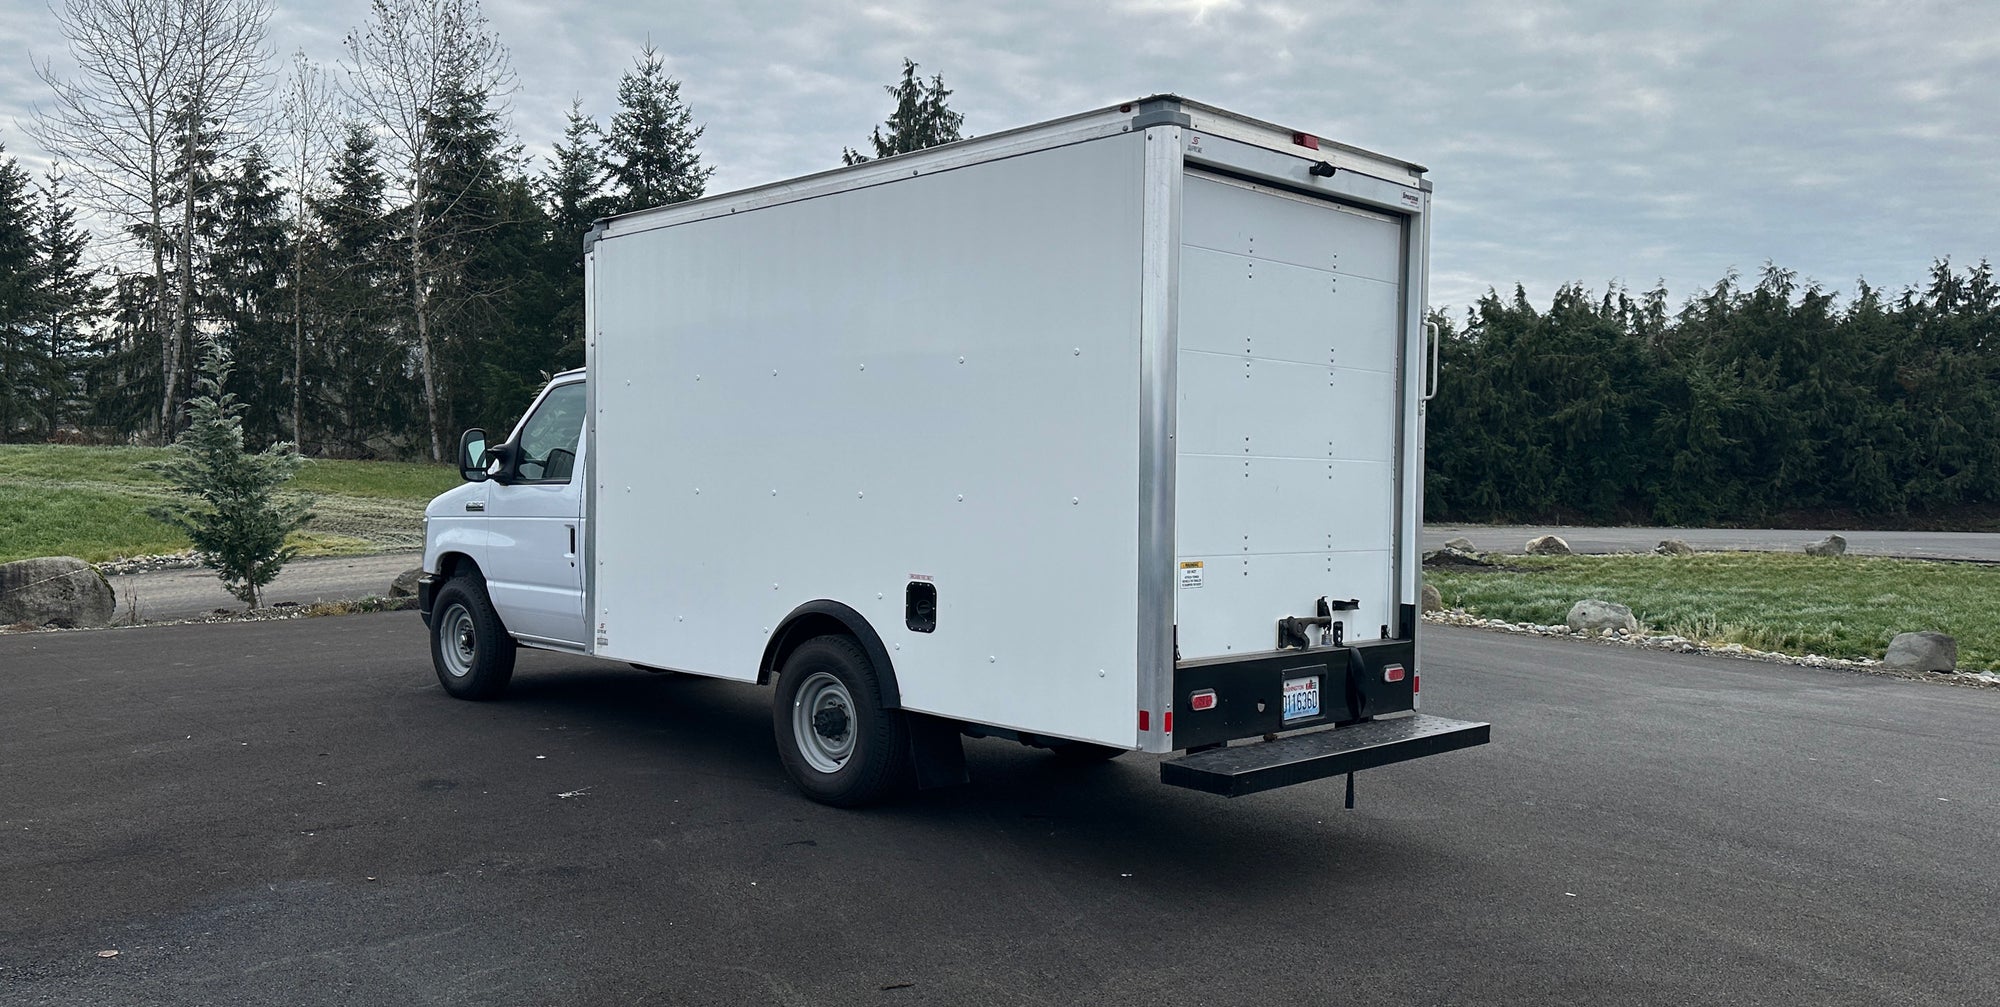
[1413,672,1421,694]
[1189,689,1218,711]
[1292,131,1320,150]
[1139,710,1149,731]
[1384,664,1406,683]
[1164,711,1173,734]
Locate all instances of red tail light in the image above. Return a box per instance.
[1384,664,1406,683]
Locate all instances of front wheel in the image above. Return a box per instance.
[429,577,516,700]
[771,636,911,807]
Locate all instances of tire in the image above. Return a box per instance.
[429,577,517,700]
[1049,742,1127,765]
[771,635,911,807]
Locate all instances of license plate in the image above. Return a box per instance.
[1282,675,1321,722]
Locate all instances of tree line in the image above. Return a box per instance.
[1,0,962,459]
[1426,261,2000,524]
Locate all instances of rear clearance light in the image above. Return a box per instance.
[1139,710,1149,731]
[1413,672,1421,694]
[1189,689,1218,711]
[1384,664,1406,683]
[1164,711,1173,734]
[1291,131,1320,149]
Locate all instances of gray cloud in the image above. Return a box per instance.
[4,0,1994,312]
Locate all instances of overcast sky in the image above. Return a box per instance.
[3,0,1995,313]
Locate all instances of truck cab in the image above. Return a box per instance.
[420,368,589,678]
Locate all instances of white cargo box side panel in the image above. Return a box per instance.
[590,134,1148,748]
[1174,172,1408,659]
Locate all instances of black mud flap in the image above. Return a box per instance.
[1159,714,1490,798]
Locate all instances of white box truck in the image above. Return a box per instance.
[418,96,1488,806]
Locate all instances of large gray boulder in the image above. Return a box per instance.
[390,568,424,598]
[1525,534,1573,556]
[1567,599,1638,634]
[1883,632,1957,673]
[1443,536,1477,553]
[1420,582,1444,613]
[0,557,117,628]
[1804,534,1848,557]
[1654,538,1694,556]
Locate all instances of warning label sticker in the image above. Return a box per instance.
[1178,561,1205,590]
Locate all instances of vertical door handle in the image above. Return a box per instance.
[1422,320,1442,401]
[568,525,576,554]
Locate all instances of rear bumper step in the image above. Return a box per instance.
[1160,714,1490,797]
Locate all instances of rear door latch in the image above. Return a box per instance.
[1277,596,1359,650]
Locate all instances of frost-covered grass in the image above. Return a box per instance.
[1426,552,2000,671]
[0,445,457,564]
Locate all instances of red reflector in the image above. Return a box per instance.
[1139,710,1149,731]
[1413,672,1421,693]
[1164,711,1173,733]
[1292,131,1319,149]
[1384,664,1406,683]
[1189,689,1217,711]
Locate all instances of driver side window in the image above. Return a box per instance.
[513,381,586,483]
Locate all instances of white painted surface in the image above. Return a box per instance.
[1173,171,1409,659]
[480,378,587,646]
[590,134,1149,747]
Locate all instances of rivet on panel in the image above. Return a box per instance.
[1072,497,1079,505]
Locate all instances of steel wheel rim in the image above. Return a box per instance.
[791,671,856,774]
[440,603,476,678]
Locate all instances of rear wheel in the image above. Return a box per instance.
[429,577,516,700]
[772,636,911,807]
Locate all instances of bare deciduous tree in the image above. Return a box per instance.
[279,50,338,450]
[32,0,180,439]
[33,0,274,442]
[343,0,513,461]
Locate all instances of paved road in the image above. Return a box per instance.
[105,553,420,623]
[3,616,1994,1005]
[1423,525,2000,561]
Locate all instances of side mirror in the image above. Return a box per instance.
[458,428,489,482]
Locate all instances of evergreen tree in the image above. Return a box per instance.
[842,59,965,165]
[30,168,105,437]
[419,64,566,436]
[148,340,314,609]
[602,43,713,214]
[204,147,291,447]
[0,144,38,438]
[540,100,605,364]
[307,123,407,456]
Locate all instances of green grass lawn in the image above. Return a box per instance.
[0,444,459,564]
[1427,553,2000,671]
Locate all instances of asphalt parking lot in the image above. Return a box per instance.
[2,614,1995,1005]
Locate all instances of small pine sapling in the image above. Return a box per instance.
[149,340,315,608]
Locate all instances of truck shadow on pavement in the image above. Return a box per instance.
[481,655,1427,900]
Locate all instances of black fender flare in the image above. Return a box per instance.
[759,600,901,710]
